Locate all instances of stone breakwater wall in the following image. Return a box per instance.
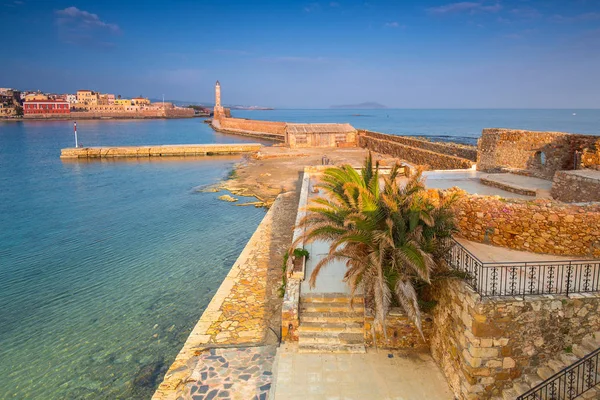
[450,190,600,257]
[477,128,599,179]
[24,109,195,119]
[358,131,474,170]
[359,130,477,161]
[60,143,262,159]
[429,279,600,399]
[154,194,285,399]
[551,170,600,203]
[212,117,286,141]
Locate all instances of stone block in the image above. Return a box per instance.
[502,357,516,369]
[468,345,499,359]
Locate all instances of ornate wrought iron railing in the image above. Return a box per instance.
[446,238,600,298]
[517,346,600,400]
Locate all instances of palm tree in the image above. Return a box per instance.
[298,153,458,337]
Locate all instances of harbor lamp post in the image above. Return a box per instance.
[74,121,78,148]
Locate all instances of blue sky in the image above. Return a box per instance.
[1,0,599,108]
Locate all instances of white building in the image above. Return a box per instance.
[66,94,77,104]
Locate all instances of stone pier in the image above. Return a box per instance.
[60,143,262,159]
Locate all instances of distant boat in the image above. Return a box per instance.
[573,113,577,116]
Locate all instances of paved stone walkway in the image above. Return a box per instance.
[422,170,532,199]
[270,344,454,399]
[178,346,277,400]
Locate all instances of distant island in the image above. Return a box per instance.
[229,105,274,110]
[330,102,387,109]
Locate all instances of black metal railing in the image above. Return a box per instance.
[517,346,600,400]
[446,238,600,297]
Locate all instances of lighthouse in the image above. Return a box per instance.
[214,80,224,119]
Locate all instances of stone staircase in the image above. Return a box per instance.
[297,293,366,353]
[495,332,600,400]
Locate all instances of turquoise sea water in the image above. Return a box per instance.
[1,110,599,399]
[0,119,267,399]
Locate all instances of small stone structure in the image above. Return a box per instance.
[358,130,475,170]
[285,123,357,148]
[477,128,599,179]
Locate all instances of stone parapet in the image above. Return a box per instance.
[358,135,474,170]
[359,130,478,161]
[450,189,600,257]
[429,279,600,399]
[281,170,311,341]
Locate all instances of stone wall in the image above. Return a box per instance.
[450,189,600,257]
[477,128,599,179]
[358,135,474,170]
[218,117,286,135]
[551,170,600,203]
[359,130,478,161]
[364,309,432,351]
[24,108,195,119]
[429,279,600,399]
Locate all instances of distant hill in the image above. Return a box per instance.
[330,102,387,109]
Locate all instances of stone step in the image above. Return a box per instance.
[300,311,364,324]
[300,302,362,313]
[584,332,600,347]
[537,366,555,381]
[502,388,518,400]
[513,381,531,395]
[300,294,364,304]
[559,352,580,366]
[298,332,364,346]
[298,343,366,354]
[573,343,597,359]
[546,359,567,373]
[297,322,363,334]
[581,336,600,352]
[580,386,600,399]
[524,373,543,389]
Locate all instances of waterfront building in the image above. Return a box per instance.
[132,97,150,106]
[66,94,77,104]
[76,90,99,106]
[114,99,132,106]
[0,103,17,116]
[106,94,115,104]
[23,99,70,115]
[0,88,21,106]
[24,92,48,102]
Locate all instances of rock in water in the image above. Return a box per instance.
[218,194,238,202]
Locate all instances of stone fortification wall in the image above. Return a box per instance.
[218,117,286,135]
[359,130,477,161]
[477,128,599,179]
[551,170,600,203]
[450,189,600,257]
[358,134,474,170]
[24,108,194,119]
[429,279,600,399]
